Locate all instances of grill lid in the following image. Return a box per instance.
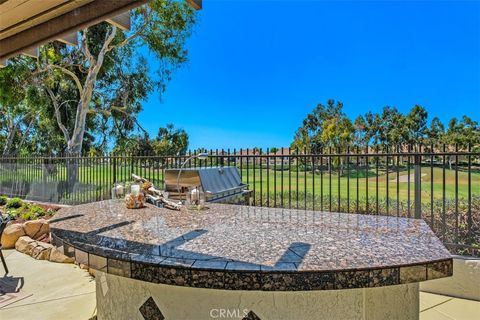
[164,166,244,194]
[198,167,242,193]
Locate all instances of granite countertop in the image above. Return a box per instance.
[50,200,452,291]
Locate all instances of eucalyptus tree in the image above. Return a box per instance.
[319,115,354,173]
[376,106,408,149]
[152,123,189,156]
[291,99,353,171]
[0,58,43,156]
[113,133,155,156]
[405,105,428,149]
[291,99,345,153]
[427,117,445,150]
[30,0,196,186]
[360,111,380,147]
[443,116,480,168]
[353,115,368,147]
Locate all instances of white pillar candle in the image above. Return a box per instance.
[191,188,199,201]
[116,185,124,195]
[131,185,140,196]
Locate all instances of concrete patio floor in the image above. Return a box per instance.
[0,249,479,320]
[0,249,96,320]
[419,291,480,320]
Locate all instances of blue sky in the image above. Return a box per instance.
[137,0,480,150]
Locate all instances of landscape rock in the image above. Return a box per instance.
[15,236,60,262]
[23,219,50,239]
[79,263,89,270]
[30,241,53,260]
[1,223,26,249]
[15,236,36,255]
[49,247,74,264]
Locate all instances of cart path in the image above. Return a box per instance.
[391,173,427,183]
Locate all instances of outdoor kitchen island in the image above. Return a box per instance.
[50,200,452,320]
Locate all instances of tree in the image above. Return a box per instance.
[113,133,154,156]
[353,115,368,147]
[320,116,354,173]
[363,111,380,147]
[291,99,345,153]
[405,105,428,148]
[0,59,41,155]
[376,106,407,148]
[291,127,310,152]
[427,117,445,149]
[291,99,355,171]
[457,116,480,150]
[445,116,479,148]
[21,0,196,187]
[293,100,478,160]
[152,124,188,156]
[320,117,354,150]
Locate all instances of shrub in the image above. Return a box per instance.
[6,197,23,209]
[29,205,46,217]
[20,211,37,221]
[6,209,18,220]
[0,196,7,206]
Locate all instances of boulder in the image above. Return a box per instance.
[1,223,26,249]
[79,263,89,270]
[49,247,74,264]
[23,219,50,239]
[30,241,53,260]
[15,236,36,255]
[16,236,56,261]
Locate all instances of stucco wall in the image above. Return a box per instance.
[96,271,419,320]
[420,256,480,301]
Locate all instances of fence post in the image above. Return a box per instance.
[414,154,422,219]
[112,155,117,184]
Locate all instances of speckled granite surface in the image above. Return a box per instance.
[50,200,452,290]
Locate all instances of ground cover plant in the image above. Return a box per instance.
[0,196,59,222]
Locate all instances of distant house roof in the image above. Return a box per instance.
[236,149,261,156]
[274,147,291,155]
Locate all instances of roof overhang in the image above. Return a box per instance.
[0,0,202,66]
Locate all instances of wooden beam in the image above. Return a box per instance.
[0,0,94,41]
[186,0,202,10]
[106,11,130,31]
[22,47,39,58]
[57,32,78,46]
[0,0,148,61]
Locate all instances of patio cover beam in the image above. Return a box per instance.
[21,47,39,58]
[186,0,202,10]
[56,32,79,46]
[0,0,148,61]
[106,11,131,31]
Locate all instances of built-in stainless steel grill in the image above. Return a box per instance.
[164,167,252,204]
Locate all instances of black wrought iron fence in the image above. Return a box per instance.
[0,146,479,255]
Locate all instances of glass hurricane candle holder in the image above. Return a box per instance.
[111,182,125,200]
[125,192,145,209]
[186,186,206,210]
[130,183,141,197]
[124,182,145,209]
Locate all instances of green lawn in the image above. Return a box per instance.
[240,166,480,202]
[1,163,479,204]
